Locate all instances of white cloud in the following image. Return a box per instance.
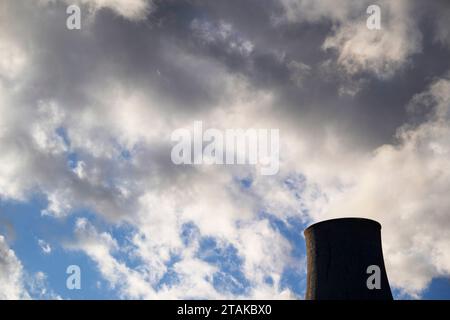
[279,0,422,79]
[308,76,450,297]
[0,236,58,300]
[38,239,52,254]
[0,235,30,299]
[39,0,153,21]
[0,38,27,81]
[26,271,62,300]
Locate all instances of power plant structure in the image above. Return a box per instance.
[304,218,393,300]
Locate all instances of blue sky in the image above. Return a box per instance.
[0,197,114,299]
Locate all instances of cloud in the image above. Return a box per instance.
[38,239,52,254]
[26,271,62,300]
[429,1,450,49]
[1,0,450,299]
[67,215,296,299]
[310,75,450,297]
[279,0,423,79]
[39,0,153,21]
[0,235,29,299]
[0,235,59,300]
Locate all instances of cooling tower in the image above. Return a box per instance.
[304,218,393,300]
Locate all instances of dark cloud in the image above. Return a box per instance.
[6,0,449,151]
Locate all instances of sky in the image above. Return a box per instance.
[0,0,450,299]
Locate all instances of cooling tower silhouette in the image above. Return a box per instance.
[304,218,393,300]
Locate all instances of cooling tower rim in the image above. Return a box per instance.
[304,217,382,234]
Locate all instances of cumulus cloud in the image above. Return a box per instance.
[328,76,450,297]
[0,235,29,299]
[1,0,450,300]
[39,0,153,20]
[279,0,423,79]
[0,235,58,300]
